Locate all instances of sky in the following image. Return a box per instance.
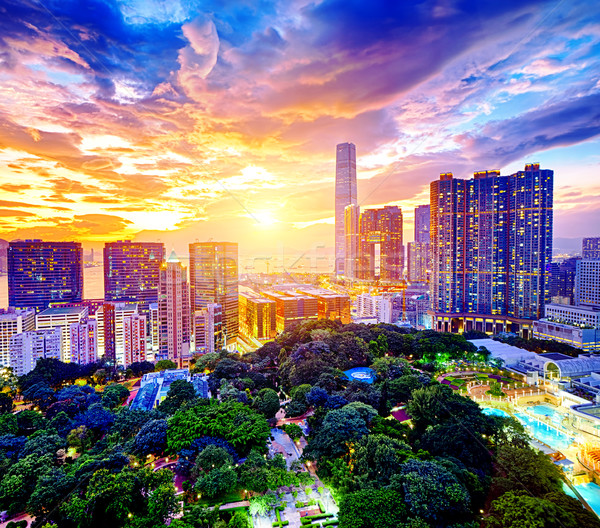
[0,0,599,264]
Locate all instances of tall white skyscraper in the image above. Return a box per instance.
[158,251,190,367]
[335,142,357,275]
[123,314,147,367]
[70,318,97,365]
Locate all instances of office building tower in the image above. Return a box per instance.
[548,257,580,305]
[335,142,358,275]
[189,242,238,347]
[414,205,431,243]
[408,205,431,283]
[104,241,165,313]
[576,260,600,309]
[9,328,61,376]
[70,319,97,365]
[0,239,8,273]
[583,238,600,260]
[149,302,159,355]
[95,302,138,365]
[357,206,403,281]
[295,286,351,324]
[123,314,147,367]
[36,306,88,362]
[158,252,191,366]
[193,304,222,354]
[344,204,360,278]
[0,308,36,367]
[8,240,83,311]
[430,164,553,336]
[408,242,430,283]
[239,291,276,340]
[262,290,318,333]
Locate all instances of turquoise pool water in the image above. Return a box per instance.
[514,412,575,452]
[527,404,563,424]
[482,407,510,418]
[574,482,600,517]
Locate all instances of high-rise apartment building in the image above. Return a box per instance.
[149,302,159,355]
[193,303,222,354]
[430,164,553,336]
[103,241,165,313]
[0,308,35,367]
[414,205,431,243]
[8,240,83,311]
[123,314,147,367]
[548,257,580,305]
[335,142,357,275]
[95,302,138,365]
[70,318,97,365]
[9,328,61,376]
[575,260,600,309]
[344,204,360,279]
[583,238,600,260]
[36,306,88,362]
[158,252,191,366]
[189,242,238,347]
[357,206,403,281]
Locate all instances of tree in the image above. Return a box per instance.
[16,409,46,436]
[67,425,93,453]
[248,492,279,516]
[195,465,237,498]
[387,375,422,405]
[228,510,251,528]
[253,388,280,419]
[167,400,270,456]
[282,423,303,440]
[303,406,368,461]
[0,453,54,514]
[485,491,576,528]
[194,444,233,474]
[338,489,408,528]
[0,392,13,414]
[27,467,75,518]
[159,379,197,414]
[395,459,471,524]
[155,359,178,371]
[134,419,168,456]
[102,383,130,409]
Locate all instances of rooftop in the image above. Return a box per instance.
[37,306,87,316]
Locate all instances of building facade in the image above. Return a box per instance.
[193,303,223,354]
[158,252,191,366]
[70,318,98,365]
[103,241,165,313]
[344,203,360,279]
[8,240,83,311]
[36,306,88,362]
[189,242,238,346]
[123,314,147,367]
[576,260,600,309]
[357,206,403,281]
[430,164,553,336]
[9,328,61,376]
[239,292,276,340]
[0,308,35,367]
[549,257,581,305]
[335,142,358,275]
[583,238,600,259]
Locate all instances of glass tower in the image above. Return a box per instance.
[189,242,238,347]
[335,142,357,275]
[8,240,83,312]
[103,241,165,313]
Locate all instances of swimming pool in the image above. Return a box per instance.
[514,412,575,452]
[482,407,510,418]
[574,482,600,517]
[527,404,563,425]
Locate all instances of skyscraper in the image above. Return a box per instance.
[430,164,553,336]
[335,142,357,275]
[158,251,191,366]
[103,241,165,313]
[414,205,431,243]
[123,314,147,367]
[189,242,238,347]
[408,204,431,283]
[344,204,360,279]
[70,318,98,365]
[36,306,88,362]
[193,303,222,354]
[357,206,403,281]
[583,238,600,259]
[8,240,83,311]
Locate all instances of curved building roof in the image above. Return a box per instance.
[545,357,600,378]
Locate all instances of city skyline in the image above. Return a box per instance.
[0,1,599,257]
